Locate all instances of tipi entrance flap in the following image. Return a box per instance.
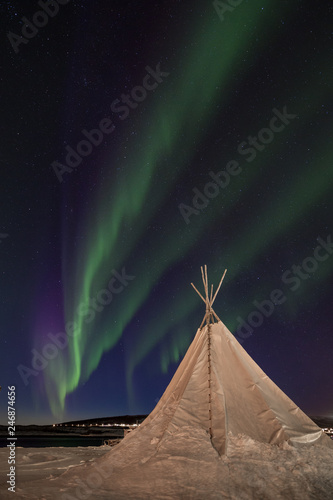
[210,322,291,445]
[216,322,326,445]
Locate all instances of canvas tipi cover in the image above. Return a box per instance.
[126,267,332,455]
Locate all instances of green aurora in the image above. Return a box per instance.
[41,1,333,417]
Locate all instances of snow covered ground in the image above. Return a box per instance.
[1,428,332,499]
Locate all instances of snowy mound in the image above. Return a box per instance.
[1,427,329,499]
[1,427,332,499]
[79,426,333,500]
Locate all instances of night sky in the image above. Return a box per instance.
[1,0,332,425]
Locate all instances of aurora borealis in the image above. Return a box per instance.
[1,0,332,425]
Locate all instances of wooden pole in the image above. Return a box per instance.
[191,283,206,304]
[211,269,227,306]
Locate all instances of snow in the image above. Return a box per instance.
[1,427,332,499]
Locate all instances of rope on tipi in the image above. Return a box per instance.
[191,266,227,441]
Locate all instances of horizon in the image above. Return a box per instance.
[2,412,333,428]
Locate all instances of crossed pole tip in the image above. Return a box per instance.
[191,267,227,328]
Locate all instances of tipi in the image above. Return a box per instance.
[124,266,332,455]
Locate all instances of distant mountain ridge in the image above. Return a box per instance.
[0,415,148,435]
[57,414,147,426]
